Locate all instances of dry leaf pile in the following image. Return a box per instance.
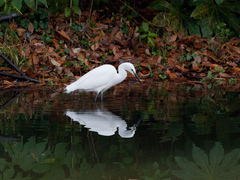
[1,10,240,89]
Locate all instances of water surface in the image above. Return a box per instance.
[1,83,240,180]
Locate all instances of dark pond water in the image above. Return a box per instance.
[1,82,240,180]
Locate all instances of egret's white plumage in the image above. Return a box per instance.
[66,62,141,101]
[65,109,137,138]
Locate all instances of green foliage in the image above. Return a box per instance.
[190,0,240,37]
[148,0,201,35]
[229,78,237,84]
[40,32,53,44]
[0,0,48,14]
[146,63,154,78]
[140,162,171,180]
[158,69,167,80]
[173,142,240,180]
[137,22,158,47]
[148,0,240,38]
[64,0,81,18]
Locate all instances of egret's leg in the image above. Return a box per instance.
[101,92,104,102]
[94,92,99,102]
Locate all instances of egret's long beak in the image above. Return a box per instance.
[133,72,142,85]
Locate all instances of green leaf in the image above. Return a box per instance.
[209,142,224,173]
[192,144,210,174]
[148,0,172,11]
[0,0,5,7]
[152,12,170,27]
[174,156,207,177]
[217,149,240,173]
[64,7,71,18]
[140,34,147,39]
[33,164,51,173]
[33,20,38,29]
[73,6,81,15]
[148,37,155,47]
[187,22,201,36]
[148,32,158,37]
[142,22,149,32]
[24,0,35,10]
[186,54,192,60]
[152,162,159,170]
[190,4,208,19]
[39,20,48,29]
[12,0,22,12]
[0,158,8,171]
[199,18,212,37]
[123,157,133,164]
[214,0,223,5]
[39,0,48,8]
[73,0,79,6]
[3,167,14,180]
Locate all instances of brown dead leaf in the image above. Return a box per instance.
[192,61,199,71]
[219,72,231,78]
[53,39,61,49]
[227,61,237,67]
[16,28,26,37]
[112,46,121,59]
[33,55,39,65]
[145,48,151,56]
[175,65,189,72]
[9,21,17,31]
[28,22,34,34]
[57,30,71,40]
[228,45,240,54]
[4,80,13,85]
[192,55,201,71]
[169,34,177,43]
[91,42,100,51]
[0,67,12,71]
[169,72,177,80]
[203,62,221,69]
[232,67,240,73]
[49,57,61,67]
[134,27,140,38]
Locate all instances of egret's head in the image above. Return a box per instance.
[122,62,141,85]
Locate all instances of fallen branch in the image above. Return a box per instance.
[0,71,39,83]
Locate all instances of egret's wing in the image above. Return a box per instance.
[66,65,116,92]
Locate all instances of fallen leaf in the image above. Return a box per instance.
[232,67,240,73]
[169,34,177,42]
[28,22,34,34]
[228,45,240,54]
[33,55,39,65]
[53,39,61,49]
[219,72,231,78]
[227,61,237,67]
[145,48,151,56]
[3,80,13,85]
[91,42,100,51]
[57,30,71,40]
[16,28,26,37]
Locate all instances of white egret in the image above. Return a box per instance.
[65,109,137,138]
[65,62,141,101]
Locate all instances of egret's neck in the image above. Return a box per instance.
[116,64,127,84]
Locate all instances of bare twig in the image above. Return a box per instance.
[118,0,148,23]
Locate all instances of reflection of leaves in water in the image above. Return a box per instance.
[140,162,171,180]
[173,142,240,180]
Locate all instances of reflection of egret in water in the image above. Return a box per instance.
[65,108,140,138]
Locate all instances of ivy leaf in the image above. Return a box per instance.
[64,7,71,18]
[142,22,149,32]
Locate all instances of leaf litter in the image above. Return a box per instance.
[0,10,240,92]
